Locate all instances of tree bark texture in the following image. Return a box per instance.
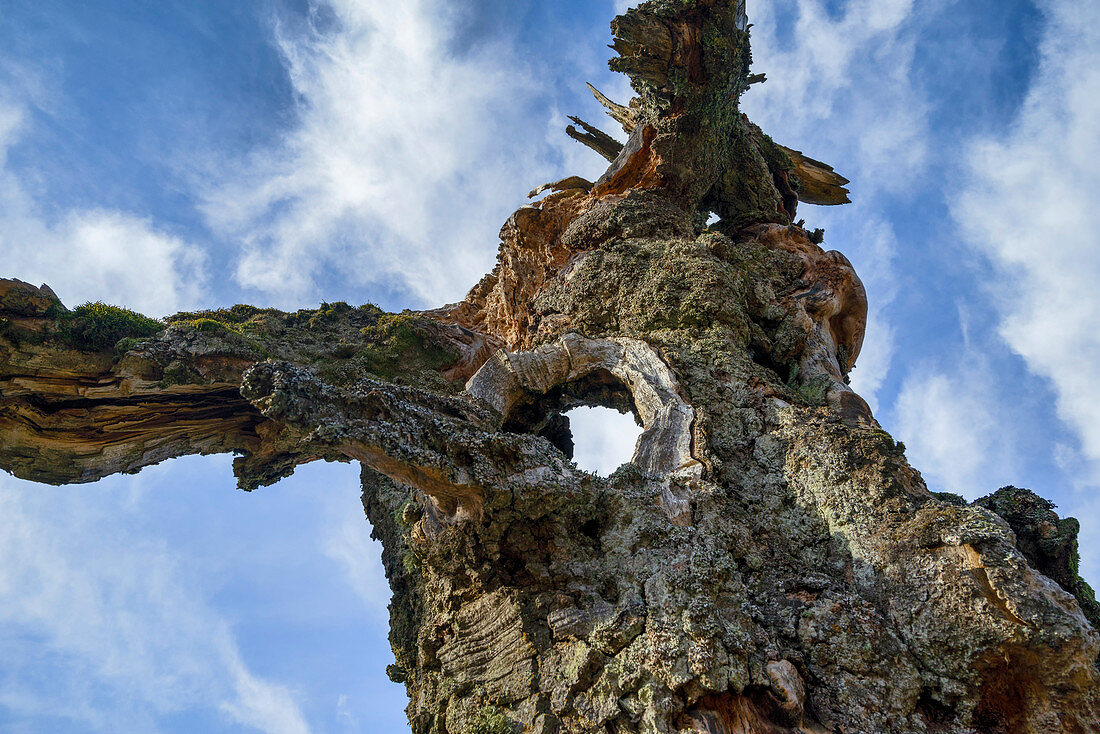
[1,2,1098,733]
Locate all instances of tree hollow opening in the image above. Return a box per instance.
[500,367,643,474]
[566,405,643,476]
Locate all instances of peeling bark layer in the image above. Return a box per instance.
[2,1,1099,733]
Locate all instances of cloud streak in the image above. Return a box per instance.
[741,0,927,188]
[954,0,1100,477]
[893,352,1021,496]
[0,90,206,316]
[0,472,310,734]
[202,0,555,308]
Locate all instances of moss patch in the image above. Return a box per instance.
[307,301,353,329]
[57,302,163,351]
[190,318,231,334]
[168,304,269,325]
[356,312,460,379]
[932,491,968,507]
[470,705,512,734]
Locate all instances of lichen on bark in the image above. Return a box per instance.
[1,1,1098,733]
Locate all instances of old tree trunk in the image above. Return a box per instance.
[2,2,1099,732]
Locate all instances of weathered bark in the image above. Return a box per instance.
[2,1,1099,733]
[777,147,851,207]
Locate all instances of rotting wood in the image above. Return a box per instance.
[2,2,1098,732]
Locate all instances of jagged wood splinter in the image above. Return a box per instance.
[2,1,1097,732]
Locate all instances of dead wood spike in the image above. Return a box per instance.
[780,145,852,205]
[565,116,625,162]
[586,82,637,133]
[527,176,593,199]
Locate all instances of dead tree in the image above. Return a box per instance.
[2,2,1098,732]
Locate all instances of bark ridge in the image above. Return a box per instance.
[1,1,1098,732]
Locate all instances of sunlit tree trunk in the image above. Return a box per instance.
[2,2,1098,732]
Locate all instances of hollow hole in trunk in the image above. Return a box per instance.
[565,405,643,476]
[501,368,643,474]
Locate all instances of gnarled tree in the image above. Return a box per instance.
[2,2,1098,732]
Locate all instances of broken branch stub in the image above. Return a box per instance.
[587,82,638,133]
[3,1,1099,733]
[565,116,624,162]
[780,145,852,206]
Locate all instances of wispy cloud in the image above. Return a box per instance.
[202,0,554,308]
[323,513,391,626]
[222,659,311,734]
[893,353,1019,496]
[0,472,310,734]
[0,88,207,316]
[742,0,927,187]
[954,0,1100,478]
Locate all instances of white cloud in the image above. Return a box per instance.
[0,91,207,316]
[323,514,391,625]
[568,406,642,477]
[0,472,310,734]
[1,207,207,316]
[222,659,311,734]
[893,357,1016,496]
[202,0,554,308]
[954,0,1100,478]
[742,0,928,186]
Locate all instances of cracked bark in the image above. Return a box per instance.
[2,2,1099,733]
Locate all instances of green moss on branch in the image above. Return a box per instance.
[357,312,460,379]
[57,302,163,351]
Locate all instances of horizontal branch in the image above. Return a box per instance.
[239,361,581,518]
[0,279,501,491]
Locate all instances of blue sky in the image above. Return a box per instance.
[1,0,1098,732]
